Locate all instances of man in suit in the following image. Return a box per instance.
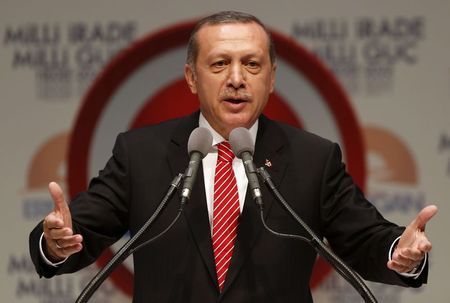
[30,11,437,302]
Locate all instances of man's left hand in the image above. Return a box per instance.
[387,205,438,274]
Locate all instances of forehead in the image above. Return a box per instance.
[195,22,270,55]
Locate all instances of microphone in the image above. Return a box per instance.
[76,127,212,303]
[181,127,213,201]
[229,127,263,205]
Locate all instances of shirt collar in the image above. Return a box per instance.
[199,112,258,147]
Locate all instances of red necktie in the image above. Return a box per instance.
[212,141,240,292]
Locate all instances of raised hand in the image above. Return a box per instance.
[387,205,438,273]
[42,182,83,261]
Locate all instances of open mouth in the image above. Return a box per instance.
[224,98,246,104]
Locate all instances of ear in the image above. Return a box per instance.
[184,64,198,94]
[269,63,277,94]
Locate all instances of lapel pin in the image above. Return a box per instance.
[264,159,272,168]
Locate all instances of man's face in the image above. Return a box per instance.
[185,22,276,138]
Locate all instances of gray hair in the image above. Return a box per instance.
[186,11,276,66]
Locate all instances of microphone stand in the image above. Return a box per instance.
[75,173,184,303]
[256,167,378,303]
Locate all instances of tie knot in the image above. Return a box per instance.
[217,141,235,163]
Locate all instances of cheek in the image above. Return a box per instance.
[252,78,272,98]
[197,75,222,95]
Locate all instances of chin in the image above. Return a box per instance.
[223,113,254,127]
[226,120,251,130]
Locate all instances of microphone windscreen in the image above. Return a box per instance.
[229,127,254,158]
[187,127,213,157]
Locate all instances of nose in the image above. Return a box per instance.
[226,63,245,89]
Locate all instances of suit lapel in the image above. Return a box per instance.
[166,113,290,294]
[221,116,289,294]
[167,112,219,290]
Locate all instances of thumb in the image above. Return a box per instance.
[413,205,438,231]
[48,182,72,227]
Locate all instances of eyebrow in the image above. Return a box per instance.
[206,50,265,61]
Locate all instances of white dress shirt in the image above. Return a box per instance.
[198,113,258,230]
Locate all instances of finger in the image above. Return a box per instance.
[389,259,420,273]
[387,260,410,273]
[58,243,83,257]
[397,247,425,262]
[46,235,83,259]
[47,227,74,240]
[48,182,69,213]
[413,205,438,231]
[43,215,65,230]
[54,234,83,248]
[418,239,432,252]
[48,182,73,229]
[392,251,416,268]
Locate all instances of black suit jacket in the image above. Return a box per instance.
[30,112,427,302]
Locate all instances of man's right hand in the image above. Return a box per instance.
[43,182,83,261]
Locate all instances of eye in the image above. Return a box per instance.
[245,60,261,73]
[247,61,259,68]
[212,60,227,69]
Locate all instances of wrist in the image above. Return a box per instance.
[43,239,65,262]
[39,233,68,266]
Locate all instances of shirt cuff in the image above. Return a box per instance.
[389,236,427,279]
[39,233,68,267]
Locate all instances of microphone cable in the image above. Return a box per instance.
[76,126,213,302]
[76,173,184,303]
[257,167,378,303]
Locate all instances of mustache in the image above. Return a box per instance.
[219,88,252,100]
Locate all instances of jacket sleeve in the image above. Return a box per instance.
[29,133,131,278]
[319,143,427,287]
